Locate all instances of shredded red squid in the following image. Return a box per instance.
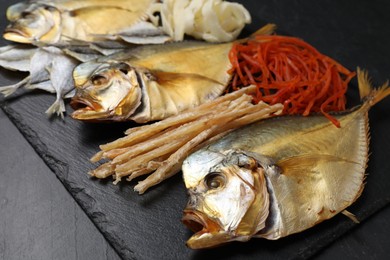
[227,35,356,127]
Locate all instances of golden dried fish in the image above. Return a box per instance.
[181,70,390,249]
[3,0,164,45]
[70,40,234,122]
[70,24,276,122]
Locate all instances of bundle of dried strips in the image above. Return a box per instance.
[89,85,283,194]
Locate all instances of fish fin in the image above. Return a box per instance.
[62,48,102,63]
[141,70,227,121]
[88,43,128,56]
[0,76,30,97]
[357,67,372,100]
[27,81,55,93]
[45,98,66,119]
[235,24,276,44]
[152,70,226,104]
[357,68,390,109]
[342,210,360,223]
[277,153,358,176]
[64,89,75,99]
[116,34,171,45]
[250,24,277,37]
[92,21,171,45]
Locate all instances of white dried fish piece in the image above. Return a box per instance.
[45,48,78,117]
[150,0,251,42]
[0,46,78,117]
[62,46,105,63]
[0,44,34,72]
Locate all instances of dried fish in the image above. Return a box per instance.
[0,45,79,117]
[4,0,164,45]
[70,40,234,122]
[181,69,390,249]
[0,0,253,117]
[70,24,276,122]
[4,0,251,46]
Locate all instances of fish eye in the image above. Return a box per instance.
[91,74,108,86]
[43,6,56,12]
[20,11,31,18]
[119,68,128,75]
[117,63,131,75]
[205,173,226,190]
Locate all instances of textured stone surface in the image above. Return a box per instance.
[1,0,390,259]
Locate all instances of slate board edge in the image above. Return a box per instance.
[1,101,389,260]
[0,102,136,260]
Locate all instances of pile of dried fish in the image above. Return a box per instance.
[4,0,250,45]
[0,0,251,116]
[83,26,362,195]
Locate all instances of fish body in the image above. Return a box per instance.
[70,41,233,122]
[3,0,161,45]
[0,45,78,117]
[181,71,390,249]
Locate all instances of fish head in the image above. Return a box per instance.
[182,149,273,249]
[4,3,61,44]
[70,61,142,121]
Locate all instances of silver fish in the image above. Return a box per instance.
[181,70,390,249]
[0,45,79,117]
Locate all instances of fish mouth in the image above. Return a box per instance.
[3,27,32,43]
[182,209,232,249]
[70,97,109,121]
[182,210,211,235]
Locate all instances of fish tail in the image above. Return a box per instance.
[250,23,277,37]
[45,98,66,119]
[0,76,30,97]
[0,85,19,97]
[234,24,276,44]
[357,67,390,110]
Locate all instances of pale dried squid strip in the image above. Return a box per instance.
[149,0,251,42]
[89,85,283,194]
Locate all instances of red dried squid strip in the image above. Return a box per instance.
[227,34,356,127]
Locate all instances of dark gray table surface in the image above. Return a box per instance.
[1,0,390,259]
[0,109,121,260]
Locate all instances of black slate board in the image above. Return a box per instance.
[1,1,390,259]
